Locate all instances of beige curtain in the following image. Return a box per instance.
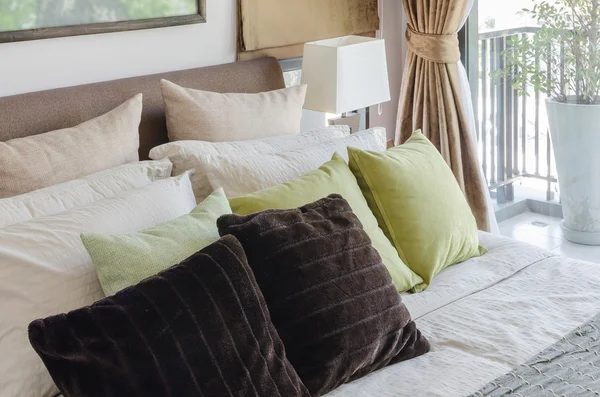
[238,0,379,60]
[396,0,490,232]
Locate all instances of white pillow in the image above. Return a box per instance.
[0,172,196,397]
[0,159,173,229]
[149,125,351,201]
[204,127,387,198]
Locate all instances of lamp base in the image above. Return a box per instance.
[328,113,361,133]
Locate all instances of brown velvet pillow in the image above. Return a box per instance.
[218,195,430,396]
[28,235,310,397]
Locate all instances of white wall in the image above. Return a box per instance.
[0,0,237,97]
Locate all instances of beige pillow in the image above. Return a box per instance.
[0,94,142,199]
[161,79,307,142]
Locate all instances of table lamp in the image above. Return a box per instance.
[301,35,391,132]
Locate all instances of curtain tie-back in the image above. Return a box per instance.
[405,27,461,64]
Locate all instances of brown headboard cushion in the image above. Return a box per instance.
[0,58,286,159]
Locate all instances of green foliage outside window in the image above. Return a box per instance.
[495,0,600,105]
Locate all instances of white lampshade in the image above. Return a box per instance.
[301,35,391,114]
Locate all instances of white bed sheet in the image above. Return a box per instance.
[327,232,600,397]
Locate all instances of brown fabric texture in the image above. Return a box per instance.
[238,32,378,61]
[218,195,430,397]
[0,58,285,160]
[0,95,141,199]
[238,43,307,62]
[396,0,490,231]
[161,80,307,142]
[238,0,379,60]
[405,27,461,64]
[29,235,310,397]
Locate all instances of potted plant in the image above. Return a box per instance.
[497,0,600,245]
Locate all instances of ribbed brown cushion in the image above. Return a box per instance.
[218,195,430,396]
[28,235,310,397]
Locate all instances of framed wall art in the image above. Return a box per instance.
[0,0,206,43]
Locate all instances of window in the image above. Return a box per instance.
[465,0,600,246]
[464,0,557,204]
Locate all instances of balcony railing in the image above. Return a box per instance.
[478,27,558,204]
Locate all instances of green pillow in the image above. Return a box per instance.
[229,153,423,293]
[81,188,232,296]
[348,131,485,291]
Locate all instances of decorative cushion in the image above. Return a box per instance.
[0,159,172,229]
[29,235,310,397]
[0,172,196,397]
[218,195,430,396]
[229,152,422,292]
[161,79,307,142]
[0,94,142,199]
[203,127,387,198]
[149,125,351,201]
[82,188,232,296]
[348,131,485,290]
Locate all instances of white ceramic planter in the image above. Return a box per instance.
[547,98,600,245]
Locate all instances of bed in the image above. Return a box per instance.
[1,58,600,397]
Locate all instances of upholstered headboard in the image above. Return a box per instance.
[0,58,286,159]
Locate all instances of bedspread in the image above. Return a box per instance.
[469,310,600,397]
[326,232,600,397]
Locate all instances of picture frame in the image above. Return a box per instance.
[0,0,206,43]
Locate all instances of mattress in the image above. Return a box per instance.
[326,232,600,397]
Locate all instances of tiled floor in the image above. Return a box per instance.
[499,212,600,263]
